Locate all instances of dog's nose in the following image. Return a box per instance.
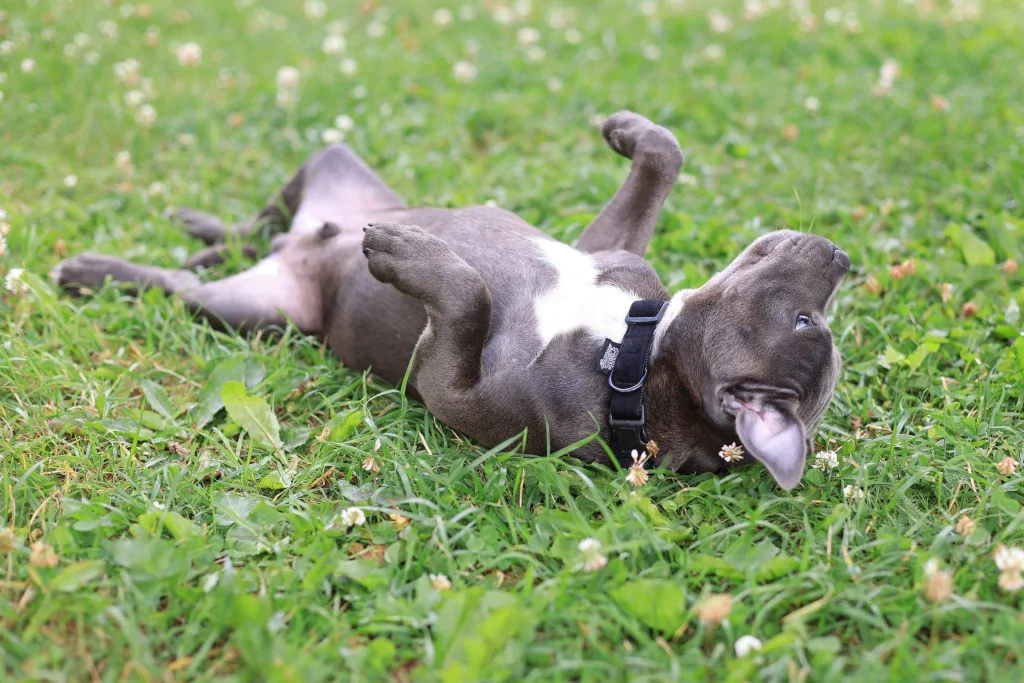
[831,245,851,272]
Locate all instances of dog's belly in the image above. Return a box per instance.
[324,205,662,387]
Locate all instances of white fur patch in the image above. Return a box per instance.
[651,289,692,358]
[250,256,281,277]
[290,210,326,235]
[531,238,640,347]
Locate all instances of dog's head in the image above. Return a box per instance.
[659,230,850,489]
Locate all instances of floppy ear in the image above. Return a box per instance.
[724,394,808,490]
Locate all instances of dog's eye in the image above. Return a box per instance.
[795,315,811,330]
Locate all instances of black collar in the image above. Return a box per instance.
[596,299,668,469]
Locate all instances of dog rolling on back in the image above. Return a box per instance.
[54,111,849,489]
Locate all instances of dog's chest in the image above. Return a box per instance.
[529,238,641,347]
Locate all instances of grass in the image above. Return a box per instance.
[2,0,1024,680]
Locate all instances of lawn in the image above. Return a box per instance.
[2,0,1024,680]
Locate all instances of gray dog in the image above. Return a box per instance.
[54,111,850,489]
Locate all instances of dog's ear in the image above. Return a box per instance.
[724,392,808,490]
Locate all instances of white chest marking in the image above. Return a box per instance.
[250,256,281,277]
[531,238,640,347]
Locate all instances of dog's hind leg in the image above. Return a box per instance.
[576,111,684,257]
[177,144,407,268]
[52,225,337,335]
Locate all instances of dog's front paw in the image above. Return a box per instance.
[601,111,682,167]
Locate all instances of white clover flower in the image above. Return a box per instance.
[84,51,100,66]
[340,507,366,527]
[743,0,765,20]
[276,65,300,90]
[843,485,865,501]
[99,20,119,39]
[718,443,745,463]
[0,234,7,257]
[322,35,346,55]
[366,21,385,38]
[176,41,202,66]
[824,7,843,24]
[804,96,821,112]
[709,10,732,33]
[626,449,651,487]
[276,66,300,108]
[5,268,29,295]
[114,58,141,85]
[875,59,899,95]
[334,114,354,132]
[493,7,514,24]
[135,104,157,127]
[578,537,607,572]
[994,545,1024,573]
[524,46,545,61]
[429,573,452,590]
[321,128,343,144]
[547,77,562,92]
[63,175,77,188]
[361,455,380,473]
[148,182,166,196]
[339,58,358,75]
[924,557,941,577]
[20,58,35,74]
[517,27,541,47]
[0,41,14,56]
[452,60,477,83]
[124,89,146,108]
[352,85,367,99]
[704,44,724,60]
[565,28,582,44]
[304,0,327,21]
[734,635,763,657]
[998,571,1024,592]
[433,8,454,26]
[812,450,839,471]
[116,150,133,171]
[548,9,570,27]
[643,45,662,61]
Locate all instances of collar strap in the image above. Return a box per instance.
[603,299,668,469]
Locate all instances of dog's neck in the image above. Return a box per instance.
[643,290,736,471]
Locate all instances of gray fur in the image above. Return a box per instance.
[53,111,849,489]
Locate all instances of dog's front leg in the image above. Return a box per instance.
[361,222,491,416]
[576,111,684,257]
